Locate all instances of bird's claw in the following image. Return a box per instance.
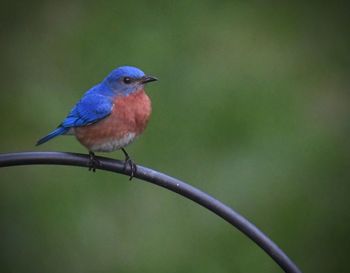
[122,148,137,180]
[88,152,100,172]
[123,156,137,180]
[87,149,137,179]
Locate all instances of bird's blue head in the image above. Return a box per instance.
[102,66,157,96]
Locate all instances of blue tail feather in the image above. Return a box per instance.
[36,126,69,146]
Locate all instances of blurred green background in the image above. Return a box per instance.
[1,1,349,272]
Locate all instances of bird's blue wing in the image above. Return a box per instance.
[62,94,113,128]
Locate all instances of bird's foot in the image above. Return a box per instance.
[88,151,100,172]
[122,148,137,180]
[124,157,137,180]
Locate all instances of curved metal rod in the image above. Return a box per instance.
[0,151,301,273]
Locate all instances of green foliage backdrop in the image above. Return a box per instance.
[1,1,349,272]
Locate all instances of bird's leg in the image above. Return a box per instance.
[121,148,137,180]
[88,151,100,172]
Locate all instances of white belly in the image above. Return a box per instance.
[88,132,137,152]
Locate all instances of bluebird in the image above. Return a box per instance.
[36,66,157,179]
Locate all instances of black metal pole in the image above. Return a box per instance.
[0,151,302,273]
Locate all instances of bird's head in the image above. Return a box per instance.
[102,66,157,96]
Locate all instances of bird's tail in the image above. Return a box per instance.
[36,126,69,146]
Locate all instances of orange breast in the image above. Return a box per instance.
[74,89,152,152]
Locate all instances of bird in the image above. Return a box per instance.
[36,66,158,179]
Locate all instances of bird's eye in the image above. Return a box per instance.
[123,77,132,84]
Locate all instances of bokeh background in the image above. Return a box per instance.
[1,1,349,272]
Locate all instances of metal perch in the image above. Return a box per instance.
[0,151,302,273]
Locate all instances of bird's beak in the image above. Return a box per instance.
[140,75,158,84]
